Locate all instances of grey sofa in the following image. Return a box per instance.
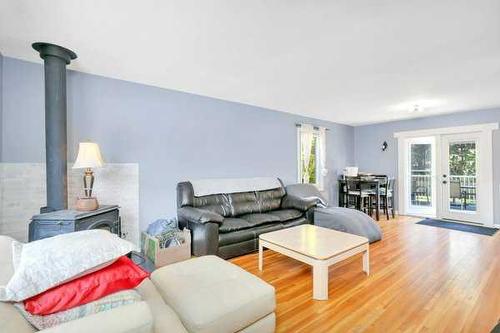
[177,179,320,259]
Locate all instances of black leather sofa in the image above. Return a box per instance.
[177,180,320,259]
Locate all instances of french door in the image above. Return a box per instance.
[400,126,495,225]
[440,133,481,223]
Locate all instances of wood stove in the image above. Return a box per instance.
[29,205,121,241]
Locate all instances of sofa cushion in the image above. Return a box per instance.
[219,218,253,233]
[219,214,280,234]
[282,217,309,228]
[240,213,280,226]
[268,209,303,222]
[253,223,284,238]
[219,229,255,246]
[188,187,286,218]
[151,256,275,333]
[224,188,284,216]
[254,188,285,212]
[135,279,187,333]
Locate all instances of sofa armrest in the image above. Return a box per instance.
[281,195,320,212]
[177,207,220,256]
[39,301,153,333]
[177,207,224,224]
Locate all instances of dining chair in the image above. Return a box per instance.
[338,179,348,207]
[381,178,395,219]
[345,178,372,214]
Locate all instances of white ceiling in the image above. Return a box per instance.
[1,0,500,125]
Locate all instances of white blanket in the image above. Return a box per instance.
[190,177,282,196]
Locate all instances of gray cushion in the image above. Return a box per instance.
[219,213,281,234]
[268,209,303,222]
[219,229,256,246]
[282,217,309,228]
[314,207,382,243]
[253,223,284,238]
[219,218,252,233]
[240,213,280,226]
[186,187,286,218]
[254,189,285,212]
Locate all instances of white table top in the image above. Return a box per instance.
[259,224,368,260]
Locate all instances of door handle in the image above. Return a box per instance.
[442,180,448,184]
[442,174,447,178]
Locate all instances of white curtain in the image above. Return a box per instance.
[300,124,314,183]
[317,126,328,190]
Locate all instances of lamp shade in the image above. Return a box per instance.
[72,142,104,169]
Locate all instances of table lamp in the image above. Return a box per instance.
[73,142,104,211]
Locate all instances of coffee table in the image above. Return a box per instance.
[259,224,369,300]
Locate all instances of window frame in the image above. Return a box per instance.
[297,126,322,188]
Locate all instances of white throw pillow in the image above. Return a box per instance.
[0,230,137,302]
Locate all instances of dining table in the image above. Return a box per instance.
[338,175,385,221]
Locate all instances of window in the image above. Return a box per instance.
[297,124,327,189]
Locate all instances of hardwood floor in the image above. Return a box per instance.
[230,216,500,333]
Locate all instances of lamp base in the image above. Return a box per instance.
[76,197,99,211]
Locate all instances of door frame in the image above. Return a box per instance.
[395,123,497,226]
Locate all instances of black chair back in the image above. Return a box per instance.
[346,178,360,192]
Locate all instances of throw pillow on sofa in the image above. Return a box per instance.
[24,256,149,315]
[0,230,137,302]
[15,290,141,330]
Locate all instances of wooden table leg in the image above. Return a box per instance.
[313,262,329,300]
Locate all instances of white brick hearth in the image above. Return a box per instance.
[0,163,140,245]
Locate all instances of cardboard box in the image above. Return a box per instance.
[141,228,191,268]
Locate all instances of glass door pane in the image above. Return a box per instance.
[410,143,433,207]
[448,141,477,212]
[406,136,436,217]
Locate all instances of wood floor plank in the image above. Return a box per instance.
[230,216,500,333]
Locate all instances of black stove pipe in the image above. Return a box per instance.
[32,42,77,212]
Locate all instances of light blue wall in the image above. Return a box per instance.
[354,109,500,224]
[0,52,3,161]
[1,57,354,230]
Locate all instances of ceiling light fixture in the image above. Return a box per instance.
[391,99,445,114]
[411,104,423,113]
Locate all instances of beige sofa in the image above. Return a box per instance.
[0,236,276,333]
